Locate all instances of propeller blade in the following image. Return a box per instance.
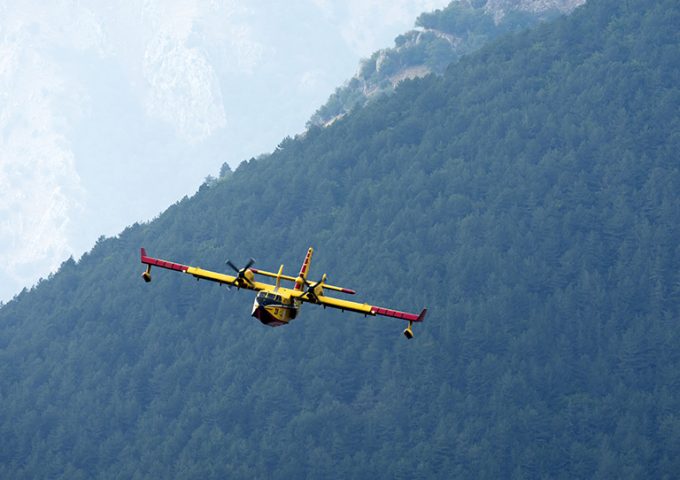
[301,276,325,302]
[225,258,256,286]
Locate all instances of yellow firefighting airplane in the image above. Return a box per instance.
[141,247,426,338]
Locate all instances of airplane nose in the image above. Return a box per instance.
[252,298,262,317]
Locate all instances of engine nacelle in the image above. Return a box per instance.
[244,269,255,283]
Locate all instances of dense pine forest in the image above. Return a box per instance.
[2,0,680,477]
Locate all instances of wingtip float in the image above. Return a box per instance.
[140,247,427,339]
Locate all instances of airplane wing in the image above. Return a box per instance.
[140,248,270,291]
[293,289,427,323]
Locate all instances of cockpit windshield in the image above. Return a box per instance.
[257,291,284,305]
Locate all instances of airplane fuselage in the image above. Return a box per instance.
[251,290,300,327]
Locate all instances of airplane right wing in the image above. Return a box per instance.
[141,248,270,291]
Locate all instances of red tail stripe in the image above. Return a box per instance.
[299,250,312,276]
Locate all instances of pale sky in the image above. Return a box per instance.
[0,0,451,303]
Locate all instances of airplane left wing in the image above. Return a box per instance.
[302,292,427,338]
[141,248,269,291]
[293,290,427,323]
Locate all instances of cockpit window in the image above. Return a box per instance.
[258,292,285,306]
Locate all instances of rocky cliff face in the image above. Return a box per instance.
[309,0,586,127]
[482,0,586,21]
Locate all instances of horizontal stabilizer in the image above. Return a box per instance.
[250,267,356,294]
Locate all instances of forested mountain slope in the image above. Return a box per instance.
[2,0,680,477]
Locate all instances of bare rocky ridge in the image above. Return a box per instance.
[309,0,587,127]
[482,0,586,22]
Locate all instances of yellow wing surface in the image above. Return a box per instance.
[292,289,427,322]
[141,248,269,291]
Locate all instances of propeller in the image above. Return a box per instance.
[226,258,256,287]
[302,274,326,302]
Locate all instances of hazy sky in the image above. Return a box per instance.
[0,0,451,303]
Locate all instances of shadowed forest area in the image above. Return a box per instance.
[1,0,679,477]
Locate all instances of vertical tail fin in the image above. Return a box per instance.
[294,247,314,291]
[275,264,284,289]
